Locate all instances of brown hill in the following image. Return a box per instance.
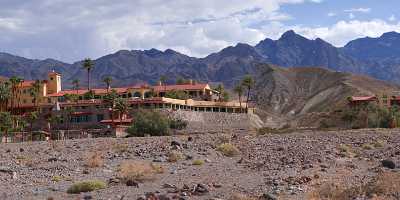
[253,64,399,127]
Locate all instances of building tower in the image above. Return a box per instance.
[47,70,62,94]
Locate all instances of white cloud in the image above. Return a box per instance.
[389,15,396,22]
[327,12,336,17]
[344,8,371,13]
[349,13,355,19]
[293,20,400,47]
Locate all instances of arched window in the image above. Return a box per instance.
[133,92,141,98]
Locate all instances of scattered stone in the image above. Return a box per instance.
[126,180,139,187]
[0,167,13,174]
[193,183,209,195]
[48,157,58,162]
[382,159,396,169]
[19,148,24,152]
[262,192,278,200]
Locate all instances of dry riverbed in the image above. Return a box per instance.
[0,129,399,200]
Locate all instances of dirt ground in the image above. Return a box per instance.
[0,129,399,200]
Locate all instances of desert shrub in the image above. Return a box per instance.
[85,151,104,168]
[217,143,240,157]
[67,180,106,194]
[127,110,170,137]
[361,143,374,150]
[373,140,385,148]
[338,144,353,157]
[51,175,62,182]
[118,161,163,183]
[230,193,257,200]
[167,151,183,162]
[112,143,128,154]
[169,118,188,130]
[192,159,204,166]
[307,172,400,200]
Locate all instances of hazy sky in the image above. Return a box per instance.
[0,0,399,63]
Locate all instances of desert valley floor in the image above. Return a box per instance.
[0,129,399,200]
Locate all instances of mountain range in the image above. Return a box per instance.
[1,30,400,88]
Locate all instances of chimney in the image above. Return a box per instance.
[158,81,162,86]
[189,79,193,85]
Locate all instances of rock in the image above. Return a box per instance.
[48,157,58,162]
[171,141,181,147]
[187,137,193,142]
[381,159,396,169]
[158,194,170,200]
[19,148,24,152]
[108,178,120,185]
[0,167,13,174]
[126,180,139,187]
[262,193,278,200]
[193,183,209,195]
[83,195,92,200]
[12,172,17,180]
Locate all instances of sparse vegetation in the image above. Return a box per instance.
[192,159,204,166]
[338,144,353,157]
[112,143,128,154]
[216,143,240,157]
[118,161,164,183]
[230,193,257,200]
[67,180,106,194]
[361,143,374,150]
[51,176,62,182]
[167,150,183,162]
[85,151,104,168]
[307,172,400,200]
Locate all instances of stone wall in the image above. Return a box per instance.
[168,110,264,133]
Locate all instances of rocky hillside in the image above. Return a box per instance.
[2,31,400,87]
[253,64,399,122]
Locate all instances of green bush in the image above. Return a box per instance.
[127,110,171,137]
[67,180,106,194]
[169,118,188,130]
[216,143,240,157]
[165,90,189,100]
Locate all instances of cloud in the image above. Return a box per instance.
[0,0,321,62]
[349,13,355,19]
[344,8,371,13]
[292,20,400,47]
[327,12,336,17]
[389,15,396,22]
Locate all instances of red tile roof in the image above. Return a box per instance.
[152,83,209,92]
[47,86,142,97]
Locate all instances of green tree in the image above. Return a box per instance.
[104,89,119,125]
[233,84,243,112]
[82,58,94,90]
[83,90,95,100]
[215,84,224,101]
[165,90,189,100]
[159,75,167,97]
[114,98,129,120]
[29,80,42,112]
[127,110,170,137]
[72,79,80,95]
[241,75,254,111]
[9,76,23,114]
[103,76,112,93]
[0,112,13,143]
[26,111,38,141]
[0,81,11,112]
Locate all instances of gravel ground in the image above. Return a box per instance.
[0,129,399,200]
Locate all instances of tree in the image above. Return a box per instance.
[9,76,23,114]
[47,115,61,134]
[82,58,94,90]
[103,76,112,93]
[159,75,167,97]
[241,75,254,111]
[83,90,95,100]
[114,98,129,120]
[26,111,38,141]
[29,80,42,112]
[215,84,224,101]
[233,84,243,112]
[0,81,11,112]
[165,90,189,100]
[0,112,12,143]
[72,79,80,94]
[127,110,170,137]
[103,89,119,125]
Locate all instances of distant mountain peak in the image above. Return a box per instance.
[381,31,400,38]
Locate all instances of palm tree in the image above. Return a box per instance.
[104,89,119,126]
[29,80,42,113]
[233,84,243,112]
[9,76,23,114]
[0,112,12,143]
[26,111,38,141]
[72,79,80,95]
[159,75,167,97]
[215,84,224,101]
[114,98,129,120]
[241,75,254,111]
[82,58,94,90]
[0,81,11,112]
[103,76,112,93]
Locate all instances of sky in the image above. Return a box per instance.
[0,0,399,63]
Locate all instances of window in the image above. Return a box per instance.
[96,114,104,122]
[50,77,54,80]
